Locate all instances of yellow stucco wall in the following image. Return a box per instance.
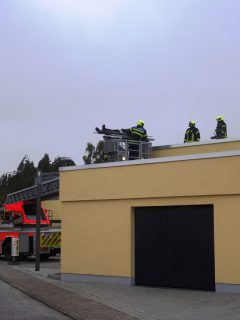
[152,140,240,158]
[60,152,240,285]
[61,201,133,276]
[42,199,61,221]
[213,196,240,284]
[61,156,240,201]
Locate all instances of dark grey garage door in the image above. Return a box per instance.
[135,205,215,291]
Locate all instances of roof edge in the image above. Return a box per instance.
[152,137,240,150]
[60,150,240,172]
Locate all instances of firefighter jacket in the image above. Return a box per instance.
[122,126,147,141]
[213,121,227,139]
[184,126,200,143]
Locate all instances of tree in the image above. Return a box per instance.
[37,153,52,172]
[13,155,36,191]
[51,157,76,171]
[0,154,76,203]
[0,173,12,203]
[0,156,36,202]
[82,143,95,164]
[82,141,105,164]
[93,141,105,163]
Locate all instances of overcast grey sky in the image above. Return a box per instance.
[1,0,240,175]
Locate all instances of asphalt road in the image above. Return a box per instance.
[0,278,71,320]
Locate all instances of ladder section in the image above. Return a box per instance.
[5,178,59,204]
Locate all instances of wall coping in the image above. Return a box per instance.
[152,137,240,150]
[60,149,240,172]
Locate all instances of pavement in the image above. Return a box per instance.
[1,257,240,320]
[0,277,71,320]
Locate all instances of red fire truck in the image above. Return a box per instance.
[0,200,61,260]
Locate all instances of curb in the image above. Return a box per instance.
[0,272,77,320]
[0,264,138,320]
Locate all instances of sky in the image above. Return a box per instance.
[0,0,240,175]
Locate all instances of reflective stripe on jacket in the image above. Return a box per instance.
[130,126,147,141]
[215,121,227,139]
[184,127,200,143]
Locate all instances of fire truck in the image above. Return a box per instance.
[0,176,61,260]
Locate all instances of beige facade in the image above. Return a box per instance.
[60,139,240,292]
[42,199,61,226]
[152,138,240,158]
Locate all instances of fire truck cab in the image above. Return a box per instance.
[1,201,50,225]
[0,201,61,260]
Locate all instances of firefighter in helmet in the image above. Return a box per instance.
[184,120,200,143]
[211,116,227,139]
[122,120,147,160]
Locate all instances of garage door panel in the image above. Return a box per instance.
[135,205,215,291]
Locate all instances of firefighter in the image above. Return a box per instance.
[122,120,147,160]
[211,116,227,139]
[184,120,200,143]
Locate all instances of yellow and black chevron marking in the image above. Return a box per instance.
[41,232,61,248]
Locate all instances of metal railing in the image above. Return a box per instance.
[103,139,152,161]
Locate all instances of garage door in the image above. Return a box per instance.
[135,205,215,291]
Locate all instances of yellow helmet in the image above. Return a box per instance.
[216,116,224,121]
[137,120,144,126]
[189,120,196,125]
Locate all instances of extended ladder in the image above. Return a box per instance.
[5,177,59,204]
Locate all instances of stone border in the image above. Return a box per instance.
[61,273,135,285]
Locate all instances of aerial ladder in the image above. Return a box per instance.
[5,174,59,204]
[0,174,60,260]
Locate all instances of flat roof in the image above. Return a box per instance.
[152,137,240,150]
[60,149,240,172]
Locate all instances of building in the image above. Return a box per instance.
[59,138,240,293]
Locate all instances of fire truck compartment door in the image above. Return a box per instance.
[19,234,30,253]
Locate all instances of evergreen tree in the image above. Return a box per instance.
[13,155,36,191]
[37,153,52,172]
[0,156,36,202]
[51,157,76,171]
[0,173,13,203]
[0,154,76,203]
